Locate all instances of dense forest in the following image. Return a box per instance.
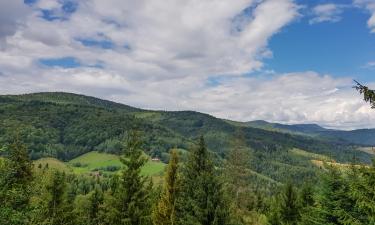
[1,130,374,225]
[0,88,375,224]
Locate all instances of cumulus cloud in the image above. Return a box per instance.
[354,0,375,33]
[363,61,375,69]
[309,3,345,24]
[0,0,374,129]
[0,0,31,46]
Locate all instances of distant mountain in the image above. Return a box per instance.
[0,92,372,185]
[245,120,375,146]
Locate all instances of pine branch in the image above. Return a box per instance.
[353,80,375,108]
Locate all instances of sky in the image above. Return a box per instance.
[0,0,375,130]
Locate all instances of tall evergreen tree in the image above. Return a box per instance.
[114,130,152,225]
[224,131,252,206]
[311,167,358,225]
[44,170,74,225]
[152,149,180,225]
[88,185,104,225]
[268,182,301,225]
[279,182,300,225]
[0,137,33,225]
[176,136,230,225]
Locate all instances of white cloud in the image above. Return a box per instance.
[0,0,31,47]
[309,3,345,24]
[354,0,375,33]
[0,0,374,129]
[363,61,375,69]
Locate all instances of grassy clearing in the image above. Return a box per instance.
[311,160,368,171]
[34,157,72,173]
[69,151,166,176]
[357,147,375,155]
[290,148,331,161]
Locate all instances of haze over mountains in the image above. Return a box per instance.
[245,120,375,146]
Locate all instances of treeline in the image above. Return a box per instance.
[0,132,374,225]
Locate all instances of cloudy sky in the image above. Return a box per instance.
[1,0,375,129]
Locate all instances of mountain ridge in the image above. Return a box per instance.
[0,92,373,184]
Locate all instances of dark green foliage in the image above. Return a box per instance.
[88,186,103,225]
[103,131,152,225]
[0,137,33,225]
[176,136,230,225]
[41,171,75,225]
[268,182,301,225]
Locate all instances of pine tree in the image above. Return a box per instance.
[313,167,357,225]
[88,185,104,225]
[0,137,34,225]
[152,149,179,225]
[354,80,375,108]
[44,170,74,225]
[223,130,254,224]
[347,161,375,224]
[176,136,230,225]
[268,182,301,225]
[114,130,152,225]
[224,130,252,206]
[279,182,301,225]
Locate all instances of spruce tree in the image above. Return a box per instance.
[268,182,301,225]
[347,161,375,224]
[44,170,74,225]
[224,131,252,206]
[176,136,230,225]
[313,167,357,225]
[279,182,301,225]
[88,185,104,225]
[0,137,33,225]
[114,130,152,225]
[152,149,179,225]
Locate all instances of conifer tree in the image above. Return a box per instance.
[223,130,254,224]
[44,170,74,225]
[176,136,230,225]
[115,130,152,225]
[0,137,33,225]
[312,167,357,225]
[268,182,301,225]
[347,161,375,224]
[279,182,301,225]
[224,131,252,206]
[88,185,104,225]
[152,149,179,225]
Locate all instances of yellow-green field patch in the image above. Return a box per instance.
[69,151,166,176]
[290,148,331,161]
[34,157,73,173]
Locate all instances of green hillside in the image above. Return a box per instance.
[0,92,372,184]
[69,151,165,176]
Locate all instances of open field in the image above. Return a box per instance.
[34,157,73,173]
[357,147,375,155]
[289,148,332,161]
[68,151,166,176]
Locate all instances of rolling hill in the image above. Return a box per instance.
[245,120,375,146]
[0,92,373,184]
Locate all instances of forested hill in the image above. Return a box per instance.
[244,120,375,146]
[0,92,372,181]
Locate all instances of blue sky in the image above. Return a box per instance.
[266,0,375,82]
[1,0,375,129]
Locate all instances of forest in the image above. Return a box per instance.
[0,83,374,224]
[1,130,374,225]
